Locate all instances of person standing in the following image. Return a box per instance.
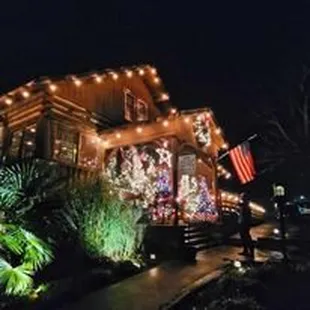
[238,192,254,259]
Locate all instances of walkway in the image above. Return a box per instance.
[64,223,275,310]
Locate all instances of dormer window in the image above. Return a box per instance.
[124,89,149,122]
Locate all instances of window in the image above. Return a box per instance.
[21,124,36,158]
[10,131,23,158]
[78,134,101,169]
[53,125,78,164]
[136,100,148,121]
[124,91,135,122]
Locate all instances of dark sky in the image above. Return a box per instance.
[1,1,310,200]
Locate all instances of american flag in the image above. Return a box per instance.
[229,141,256,184]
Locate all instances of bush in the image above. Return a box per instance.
[61,178,145,263]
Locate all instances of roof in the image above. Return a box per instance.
[0,64,171,110]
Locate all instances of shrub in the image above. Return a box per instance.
[61,178,145,263]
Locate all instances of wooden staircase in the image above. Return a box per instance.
[183,224,222,252]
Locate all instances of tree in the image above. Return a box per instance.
[256,65,310,195]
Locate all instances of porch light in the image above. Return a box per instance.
[4,97,12,105]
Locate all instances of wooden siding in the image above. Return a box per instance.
[54,74,161,128]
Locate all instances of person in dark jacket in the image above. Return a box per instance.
[238,192,254,259]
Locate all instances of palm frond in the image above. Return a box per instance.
[0,257,33,296]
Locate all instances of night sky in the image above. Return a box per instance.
[1,1,310,202]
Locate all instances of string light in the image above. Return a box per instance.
[4,97,12,105]
[112,72,119,80]
[94,74,103,83]
[138,68,145,76]
[30,128,36,133]
[184,117,190,123]
[73,78,82,87]
[49,84,57,92]
[154,77,160,84]
[150,67,157,75]
[198,158,202,163]
[222,142,229,149]
[162,120,169,127]
[163,140,169,148]
[215,128,221,135]
[126,70,133,78]
[136,126,143,133]
[161,93,169,101]
[170,108,177,114]
[116,132,122,139]
[22,90,30,98]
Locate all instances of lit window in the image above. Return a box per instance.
[78,134,101,169]
[10,131,23,158]
[53,125,78,164]
[21,124,36,158]
[136,100,148,121]
[124,90,135,122]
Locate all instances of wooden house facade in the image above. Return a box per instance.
[0,64,265,225]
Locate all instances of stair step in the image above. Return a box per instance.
[184,235,210,245]
[190,241,217,250]
[184,231,210,238]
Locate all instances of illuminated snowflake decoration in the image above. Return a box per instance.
[193,113,211,148]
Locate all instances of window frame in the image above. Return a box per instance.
[124,89,136,122]
[136,99,148,121]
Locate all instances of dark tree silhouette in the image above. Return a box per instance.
[256,65,310,195]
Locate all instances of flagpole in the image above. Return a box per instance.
[218,133,258,162]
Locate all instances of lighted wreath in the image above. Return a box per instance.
[193,113,211,148]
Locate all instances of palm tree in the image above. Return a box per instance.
[0,224,53,296]
[0,159,65,227]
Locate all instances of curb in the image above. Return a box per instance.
[159,269,223,309]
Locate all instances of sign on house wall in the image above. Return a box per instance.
[178,154,196,176]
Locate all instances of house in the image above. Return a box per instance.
[0,64,265,227]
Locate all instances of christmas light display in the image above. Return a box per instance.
[193,113,212,148]
[178,174,218,223]
[105,141,174,223]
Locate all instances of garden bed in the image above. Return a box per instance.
[171,258,310,310]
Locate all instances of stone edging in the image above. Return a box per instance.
[159,269,223,309]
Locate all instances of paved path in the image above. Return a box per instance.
[63,223,274,310]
